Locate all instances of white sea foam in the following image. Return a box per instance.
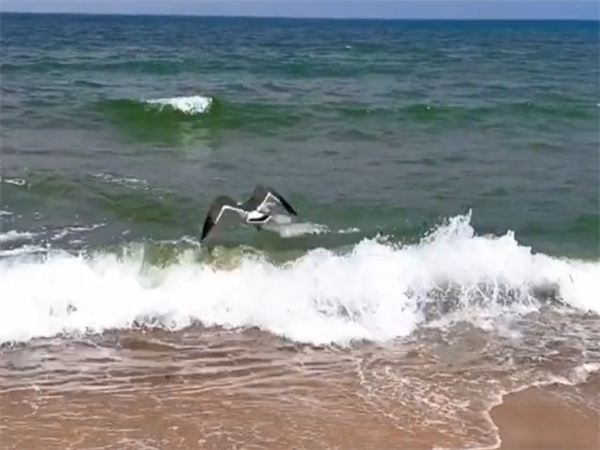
[338,227,361,234]
[0,245,46,258]
[0,213,598,345]
[92,173,148,188]
[145,95,213,114]
[0,176,27,187]
[273,222,330,237]
[0,230,35,244]
[262,215,330,237]
[568,362,600,384]
[263,215,360,237]
[50,222,106,241]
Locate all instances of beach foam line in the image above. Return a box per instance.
[0,212,598,345]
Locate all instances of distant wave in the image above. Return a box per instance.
[94,94,308,142]
[95,94,598,143]
[96,94,216,118]
[94,95,220,143]
[144,95,214,114]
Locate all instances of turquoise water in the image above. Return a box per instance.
[0,13,598,345]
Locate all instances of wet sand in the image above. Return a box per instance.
[1,326,598,450]
[492,374,600,450]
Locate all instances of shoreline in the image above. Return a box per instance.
[1,332,598,450]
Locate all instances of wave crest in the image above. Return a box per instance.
[1,213,598,345]
[145,95,214,114]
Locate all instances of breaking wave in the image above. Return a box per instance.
[144,95,214,114]
[1,212,598,345]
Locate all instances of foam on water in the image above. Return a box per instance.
[339,227,361,234]
[0,230,35,244]
[272,222,330,237]
[50,222,106,242]
[0,213,598,345]
[0,176,28,187]
[145,95,213,114]
[0,245,46,258]
[262,215,330,237]
[263,215,361,237]
[92,173,149,189]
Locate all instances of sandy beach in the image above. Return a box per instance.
[1,327,598,450]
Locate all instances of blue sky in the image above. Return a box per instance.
[2,1,599,20]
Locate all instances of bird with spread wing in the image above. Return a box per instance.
[200,185,298,241]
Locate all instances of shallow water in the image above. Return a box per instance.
[1,317,599,449]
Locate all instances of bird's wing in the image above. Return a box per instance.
[247,184,298,216]
[201,196,246,240]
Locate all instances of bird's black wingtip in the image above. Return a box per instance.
[200,214,214,241]
[263,186,298,216]
[278,194,298,216]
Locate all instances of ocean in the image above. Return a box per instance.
[0,12,599,450]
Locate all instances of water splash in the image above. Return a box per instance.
[0,213,598,345]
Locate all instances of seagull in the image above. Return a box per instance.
[200,184,298,241]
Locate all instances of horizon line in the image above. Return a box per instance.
[1,11,599,21]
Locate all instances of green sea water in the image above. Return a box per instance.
[0,13,598,344]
